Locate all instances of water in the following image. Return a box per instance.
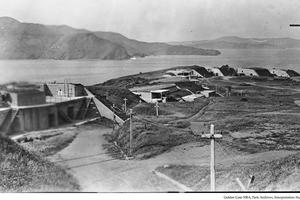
[0,49,300,86]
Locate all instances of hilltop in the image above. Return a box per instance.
[169,36,300,49]
[0,17,220,60]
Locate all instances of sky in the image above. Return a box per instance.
[0,0,300,42]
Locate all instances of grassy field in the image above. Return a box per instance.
[157,151,300,191]
[0,135,79,192]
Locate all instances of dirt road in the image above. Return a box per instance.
[49,123,297,192]
[49,124,182,192]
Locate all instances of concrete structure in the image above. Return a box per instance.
[84,88,125,125]
[8,89,46,107]
[0,83,98,136]
[236,68,259,77]
[132,90,168,103]
[201,90,217,97]
[163,69,203,79]
[269,68,290,77]
[44,82,86,97]
[181,94,204,102]
[205,67,224,77]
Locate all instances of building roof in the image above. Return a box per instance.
[175,81,205,93]
[150,89,169,93]
[249,67,273,77]
[188,65,214,78]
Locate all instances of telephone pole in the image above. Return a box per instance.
[129,108,133,156]
[124,98,127,112]
[202,124,222,191]
[155,101,159,117]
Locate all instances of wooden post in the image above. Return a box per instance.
[124,98,127,112]
[129,108,133,156]
[155,101,159,117]
[202,124,222,192]
[210,124,215,192]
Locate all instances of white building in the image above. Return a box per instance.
[205,67,224,77]
[163,69,203,78]
[132,90,168,103]
[269,68,290,78]
[236,68,259,77]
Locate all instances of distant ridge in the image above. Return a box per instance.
[0,17,220,60]
[168,36,300,49]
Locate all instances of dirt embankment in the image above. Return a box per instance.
[0,135,79,192]
[157,151,300,191]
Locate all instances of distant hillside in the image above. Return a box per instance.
[0,17,220,60]
[94,31,220,56]
[169,36,300,49]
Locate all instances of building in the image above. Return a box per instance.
[269,68,290,78]
[205,67,224,77]
[0,83,98,136]
[250,67,273,77]
[236,68,259,77]
[189,66,214,78]
[43,82,86,98]
[163,69,203,79]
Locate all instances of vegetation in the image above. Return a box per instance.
[157,152,300,191]
[20,130,78,157]
[0,135,79,192]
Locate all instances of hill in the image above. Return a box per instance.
[169,36,300,49]
[0,135,79,192]
[0,16,220,60]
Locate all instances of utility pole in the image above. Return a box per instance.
[155,101,159,117]
[202,124,222,191]
[129,108,133,156]
[124,98,127,112]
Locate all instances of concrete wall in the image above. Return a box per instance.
[11,105,58,133]
[56,98,86,123]
[92,97,125,125]
[85,88,124,125]
[46,83,85,97]
[6,97,90,135]
[46,83,76,97]
[10,92,46,106]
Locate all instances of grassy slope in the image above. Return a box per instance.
[108,100,210,159]
[0,135,79,192]
[20,129,78,157]
[157,152,300,191]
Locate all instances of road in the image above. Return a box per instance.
[49,123,297,192]
[49,124,182,192]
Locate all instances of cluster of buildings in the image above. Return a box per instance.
[162,65,299,79]
[0,64,298,136]
[132,65,299,104]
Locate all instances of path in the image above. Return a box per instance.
[49,123,298,192]
[49,124,182,192]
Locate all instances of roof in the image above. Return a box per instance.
[283,69,300,77]
[130,84,175,92]
[150,89,169,93]
[166,89,192,99]
[7,89,44,94]
[175,82,205,93]
[188,65,214,78]
[249,67,273,77]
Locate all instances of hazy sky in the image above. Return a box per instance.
[0,0,300,42]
